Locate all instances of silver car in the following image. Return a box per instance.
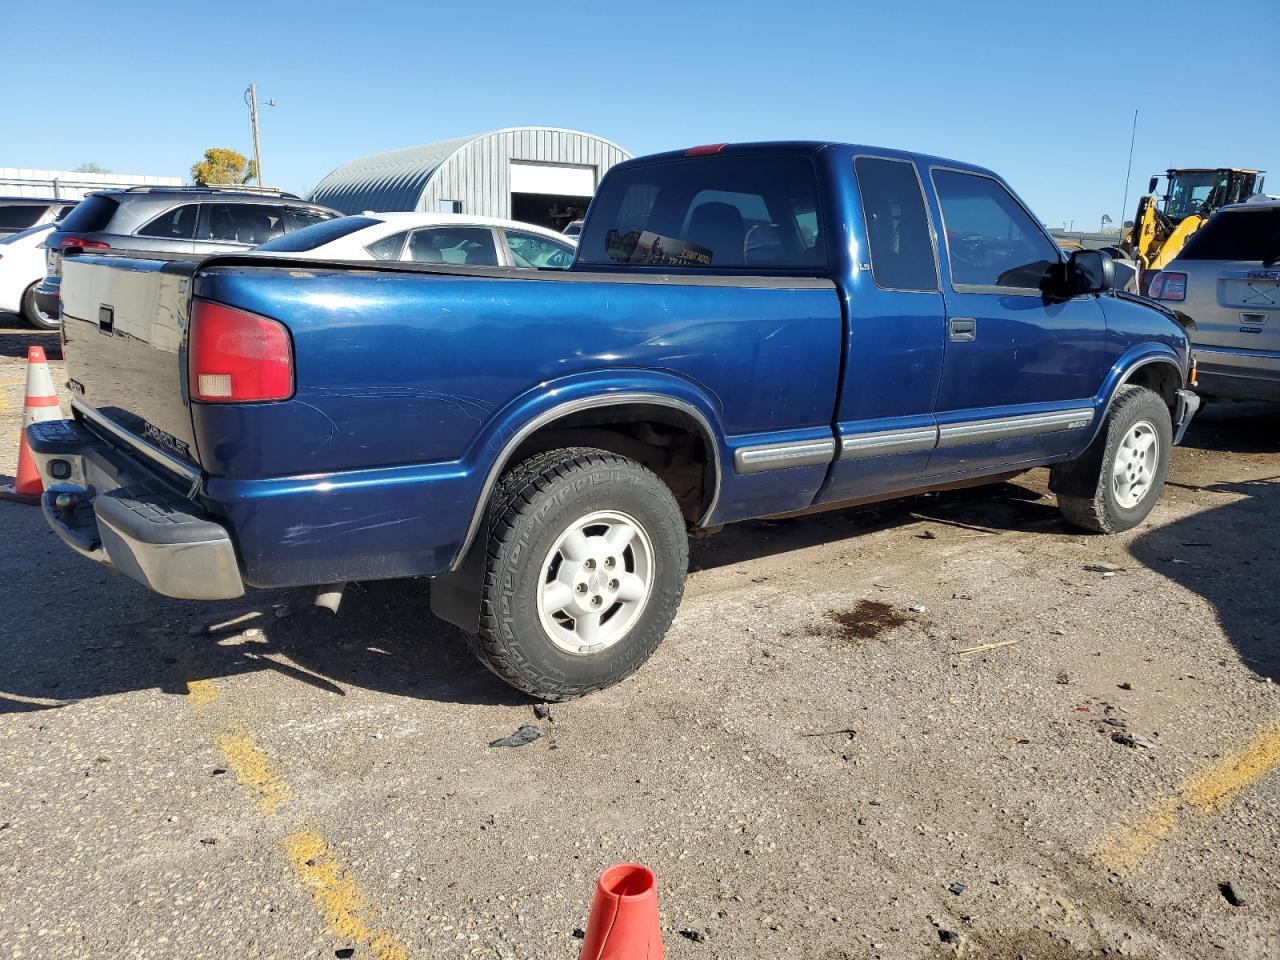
[34,187,340,329]
[1149,197,1280,400]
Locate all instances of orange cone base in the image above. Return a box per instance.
[580,863,664,960]
[0,483,40,505]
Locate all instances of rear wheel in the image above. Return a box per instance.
[1053,385,1172,533]
[471,447,688,700]
[21,283,59,331]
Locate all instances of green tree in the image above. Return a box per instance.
[75,162,110,174]
[191,148,258,186]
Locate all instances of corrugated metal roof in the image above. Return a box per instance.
[307,128,632,216]
[308,134,478,213]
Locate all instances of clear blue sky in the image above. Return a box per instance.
[6,0,1276,229]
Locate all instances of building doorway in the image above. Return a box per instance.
[511,192,590,231]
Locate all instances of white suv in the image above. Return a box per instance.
[1149,197,1280,401]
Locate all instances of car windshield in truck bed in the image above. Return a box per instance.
[576,154,826,270]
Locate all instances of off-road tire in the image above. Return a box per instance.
[1052,385,1172,533]
[471,447,688,700]
[21,283,59,331]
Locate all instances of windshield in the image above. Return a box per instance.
[1179,208,1280,265]
[1163,171,1228,222]
[254,215,380,252]
[577,154,826,270]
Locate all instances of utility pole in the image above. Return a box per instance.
[244,83,276,188]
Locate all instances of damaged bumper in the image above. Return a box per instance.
[26,418,244,600]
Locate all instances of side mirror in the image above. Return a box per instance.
[1147,175,1158,194]
[1065,249,1115,295]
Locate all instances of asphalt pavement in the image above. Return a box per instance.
[1,319,1277,959]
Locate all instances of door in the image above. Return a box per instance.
[925,168,1108,476]
[817,156,946,504]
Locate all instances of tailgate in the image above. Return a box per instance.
[59,254,202,470]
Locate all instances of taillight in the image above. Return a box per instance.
[684,143,727,156]
[58,236,109,250]
[189,300,293,402]
[1148,271,1187,302]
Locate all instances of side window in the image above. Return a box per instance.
[56,205,77,221]
[404,227,497,265]
[198,203,287,245]
[854,157,938,291]
[137,204,199,240]
[505,231,574,270]
[932,170,1059,291]
[365,231,408,260]
[286,207,335,232]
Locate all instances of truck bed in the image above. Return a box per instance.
[57,252,842,586]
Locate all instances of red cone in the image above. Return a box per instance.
[0,345,61,505]
[579,863,664,960]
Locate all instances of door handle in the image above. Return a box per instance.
[949,317,976,341]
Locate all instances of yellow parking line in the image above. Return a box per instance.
[1183,724,1280,812]
[213,725,291,816]
[185,677,220,707]
[1098,723,1280,872]
[283,831,411,960]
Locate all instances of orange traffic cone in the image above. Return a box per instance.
[0,346,62,505]
[580,863,664,960]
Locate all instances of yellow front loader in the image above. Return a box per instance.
[1122,168,1265,279]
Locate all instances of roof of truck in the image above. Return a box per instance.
[620,141,995,177]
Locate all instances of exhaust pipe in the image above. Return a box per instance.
[314,582,347,614]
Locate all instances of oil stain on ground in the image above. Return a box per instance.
[822,599,908,643]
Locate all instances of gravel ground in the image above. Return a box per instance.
[1,317,1277,959]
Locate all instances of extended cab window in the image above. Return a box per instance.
[932,170,1059,291]
[137,204,199,240]
[854,157,938,291]
[577,154,825,270]
[199,203,287,245]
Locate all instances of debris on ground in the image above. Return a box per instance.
[1056,670,1070,685]
[916,529,937,540]
[954,639,1021,656]
[532,703,554,722]
[948,882,966,895]
[1111,732,1157,750]
[910,604,928,613]
[1103,717,1128,729]
[1119,682,1134,690]
[489,724,544,748]
[1219,881,1248,907]
[679,926,710,943]
[1083,562,1125,573]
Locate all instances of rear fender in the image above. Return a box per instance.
[448,369,727,573]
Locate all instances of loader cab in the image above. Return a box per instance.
[1152,168,1265,224]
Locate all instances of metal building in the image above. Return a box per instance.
[308,127,631,231]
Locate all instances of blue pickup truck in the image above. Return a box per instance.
[30,141,1199,700]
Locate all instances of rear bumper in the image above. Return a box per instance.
[26,418,244,600]
[1193,345,1280,401]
